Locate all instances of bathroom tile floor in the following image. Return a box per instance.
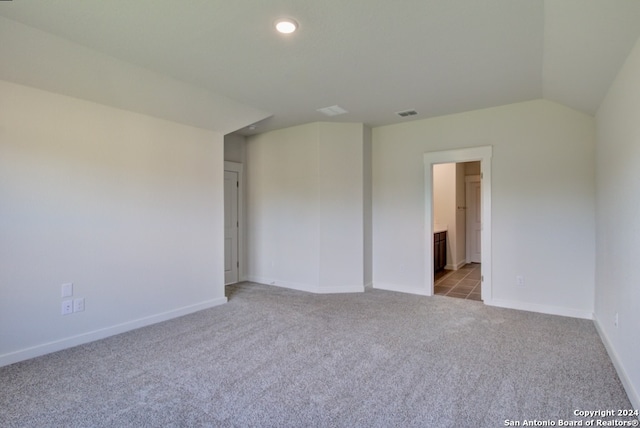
[434,263,482,301]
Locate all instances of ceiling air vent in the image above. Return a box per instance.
[396,109,418,118]
[317,105,348,117]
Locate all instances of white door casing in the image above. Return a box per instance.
[466,176,481,263]
[424,146,492,302]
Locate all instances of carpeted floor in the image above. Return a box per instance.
[0,282,634,427]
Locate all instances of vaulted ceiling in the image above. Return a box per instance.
[1,1,640,135]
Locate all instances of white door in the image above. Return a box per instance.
[466,177,481,263]
[224,170,239,284]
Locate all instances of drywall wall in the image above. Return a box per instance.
[433,163,456,231]
[0,80,226,366]
[317,123,365,291]
[595,36,640,409]
[465,161,481,176]
[433,163,457,267]
[245,122,367,293]
[0,16,270,134]
[363,126,373,287]
[245,124,321,290]
[433,163,468,270]
[454,163,466,266]
[224,133,246,164]
[373,99,595,318]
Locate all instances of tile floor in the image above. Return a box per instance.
[434,263,482,301]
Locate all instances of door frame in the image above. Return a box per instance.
[224,161,244,284]
[423,146,492,302]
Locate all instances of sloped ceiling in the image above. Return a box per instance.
[1,0,639,135]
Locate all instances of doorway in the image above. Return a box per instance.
[224,161,243,285]
[432,162,481,301]
[423,146,492,302]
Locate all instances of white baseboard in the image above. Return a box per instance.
[445,260,468,271]
[486,298,593,320]
[246,276,364,294]
[316,284,365,294]
[373,282,430,296]
[0,297,227,368]
[246,275,315,293]
[593,316,640,411]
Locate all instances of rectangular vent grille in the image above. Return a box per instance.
[317,105,348,117]
[396,109,418,117]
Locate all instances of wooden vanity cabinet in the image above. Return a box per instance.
[434,231,447,272]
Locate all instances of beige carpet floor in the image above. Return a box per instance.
[0,282,634,427]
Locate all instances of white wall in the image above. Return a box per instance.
[0,16,270,135]
[373,99,596,318]
[245,122,367,293]
[224,133,246,164]
[433,163,468,270]
[433,163,457,267]
[465,161,481,176]
[363,126,373,287]
[595,36,640,410]
[433,163,456,231]
[0,80,226,366]
[245,124,320,290]
[318,123,365,291]
[455,163,466,265]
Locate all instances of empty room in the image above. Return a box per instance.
[1,1,639,427]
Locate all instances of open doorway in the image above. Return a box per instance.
[224,161,243,285]
[433,161,481,300]
[423,146,492,302]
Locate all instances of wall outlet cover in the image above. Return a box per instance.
[73,298,85,313]
[61,300,73,315]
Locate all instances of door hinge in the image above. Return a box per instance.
[481,275,484,282]
[237,261,239,268]
[237,181,239,188]
[481,172,483,179]
[237,221,239,227]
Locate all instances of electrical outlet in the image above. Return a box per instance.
[61,283,73,298]
[73,298,85,313]
[516,275,525,287]
[61,300,73,315]
[614,312,619,328]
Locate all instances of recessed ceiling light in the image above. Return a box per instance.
[275,18,298,34]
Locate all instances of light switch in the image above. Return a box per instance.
[61,283,73,298]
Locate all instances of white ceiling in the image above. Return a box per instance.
[1,0,640,135]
